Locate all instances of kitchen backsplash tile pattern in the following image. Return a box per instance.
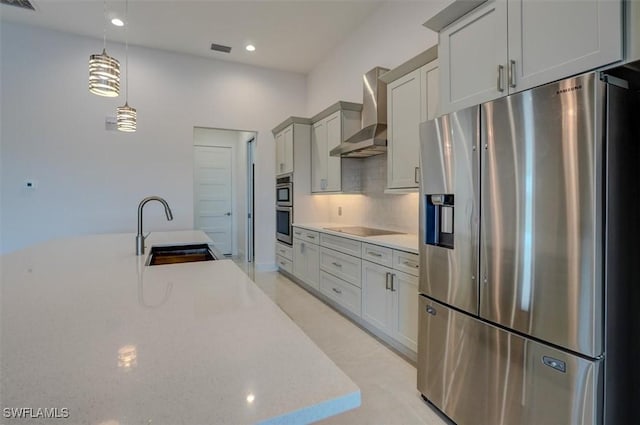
[327,155,418,234]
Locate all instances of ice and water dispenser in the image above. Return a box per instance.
[425,194,454,249]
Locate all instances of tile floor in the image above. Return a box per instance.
[235,261,449,425]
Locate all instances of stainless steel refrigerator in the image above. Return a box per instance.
[417,71,640,425]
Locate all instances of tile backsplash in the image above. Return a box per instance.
[327,155,419,234]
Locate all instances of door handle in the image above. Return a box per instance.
[497,64,505,92]
[414,167,419,184]
[509,60,517,88]
[225,212,231,216]
[390,274,396,292]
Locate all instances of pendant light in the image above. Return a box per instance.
[89,0,120,97]
[117,0,136,132]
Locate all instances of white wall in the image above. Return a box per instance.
[304,1,446,234]
[0,22,306,269]
[306,0,446,115]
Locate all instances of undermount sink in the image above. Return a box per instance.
[146,244,217,266]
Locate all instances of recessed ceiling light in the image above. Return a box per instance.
[111,18,124,27]
[245,44,256,52]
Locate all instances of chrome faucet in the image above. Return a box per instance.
[136,196,174,255]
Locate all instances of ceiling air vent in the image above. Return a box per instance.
[210,43,232,54]
[1,0,36,10]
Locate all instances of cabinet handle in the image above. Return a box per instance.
[390,274,396,292]
[331,262,342,268]
[497,65,505,92]
[306,235,316,240]
[368,251,382,257]
[280,261,286,266]
[509,60,517,88]
[385,272,391,290]
[294,231,302,236]
[414,167,419,184]
[403,260,419,269]
[332,287,342,294]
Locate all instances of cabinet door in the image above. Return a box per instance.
[275,131,285,175]
[390,270,419,352]
[292,238,306,280]
[387,69,421,189]
[311,120,327,192]
[282,125,294,174]
[325,111,342,192]
[420,61,439,122]
[361,260,393,333]
[304,241,320,289]
[507,0,622,94]
[439,0,508,114]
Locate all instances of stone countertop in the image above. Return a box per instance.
[0,231,360,424]
[292,223,419,254]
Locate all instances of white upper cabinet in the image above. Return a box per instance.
[507,0,623,92]
[311,104,361,193]
[439,1,508,114]
[274,124,294,175]
[386,54,439,190]
[438,0,622,114]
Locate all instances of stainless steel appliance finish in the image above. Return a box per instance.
[323,226,405,237]
[417,71,640,425]
[276,174,293,207]
[419,106,479,315]
[417,297,602,425]
[330,67,390,158]
[480,73,603,356]
[276,206,293,245]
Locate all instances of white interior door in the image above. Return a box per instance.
[194,146,233,254]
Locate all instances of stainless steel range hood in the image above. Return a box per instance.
[330,67,389,158]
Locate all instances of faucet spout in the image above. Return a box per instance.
[136,196,174,256]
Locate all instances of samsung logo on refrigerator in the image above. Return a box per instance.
[556,85,583,95]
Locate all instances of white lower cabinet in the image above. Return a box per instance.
[286,228,419,355]
[361,261,395,334]
[390,270,419,352]
[319,271,362,316]
[293,237,319,290]
[362,260,419,352]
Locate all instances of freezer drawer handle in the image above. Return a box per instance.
[542,356,566,373]
[425,305,437,316]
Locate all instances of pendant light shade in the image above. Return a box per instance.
[89,49,120,97]
[89,0,120,97]
[117,103,137,132]
[117,0,136,132]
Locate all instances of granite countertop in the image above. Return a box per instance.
[0,231,359,424]
[292,223,419,254]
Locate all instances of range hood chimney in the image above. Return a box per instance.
[330,67,389,158]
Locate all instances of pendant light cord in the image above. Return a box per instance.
[125,0,129,103]
[102,0,107,50]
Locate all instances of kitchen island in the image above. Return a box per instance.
[0,231,360,424]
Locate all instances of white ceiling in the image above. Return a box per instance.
[0,0,386,74]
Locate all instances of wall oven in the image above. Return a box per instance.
[276,174,293,207]
[276,206,293,245]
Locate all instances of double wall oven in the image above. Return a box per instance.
[276,174,293,245]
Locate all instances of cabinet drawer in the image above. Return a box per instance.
[320,233,362,257]
[275,242,293,261]
[319,271,362,316]
[276,255,293,274]
[362,243,393,267]
[292,228,320,244]
[393,250,420,276]
[320,247,362,287]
